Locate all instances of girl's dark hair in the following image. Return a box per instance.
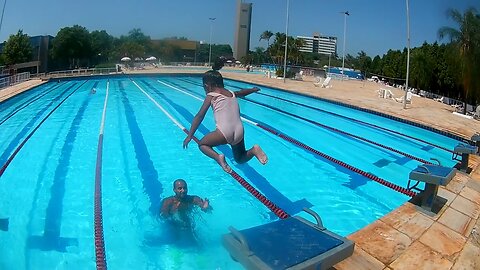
[212,57,225,71]
[203,57,225,88]
[203,70,224,88]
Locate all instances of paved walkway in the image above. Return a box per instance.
[0,79,46,102]
[2,69,479,269]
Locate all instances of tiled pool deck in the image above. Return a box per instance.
[2,68,479,269]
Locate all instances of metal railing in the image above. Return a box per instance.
[47,67,118,78]
[0,72,31,90]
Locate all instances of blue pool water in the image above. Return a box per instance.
[0,75,462,269]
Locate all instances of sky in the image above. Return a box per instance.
[0,0,479,57]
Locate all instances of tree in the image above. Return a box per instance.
[2,30,33,65]
[90,30,114,65]
[117,41,145,59]
[355,51,372,76]
[259,30,273,48]
[370,55,383,76]
[438,7,480,112]
[52,25,92,69]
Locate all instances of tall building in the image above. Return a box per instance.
[297,33,337,56]
[233,0,252,60]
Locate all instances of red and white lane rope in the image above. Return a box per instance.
[94,80,109,270]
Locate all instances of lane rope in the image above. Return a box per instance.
[94,80,109,270]
[253,90,454,154]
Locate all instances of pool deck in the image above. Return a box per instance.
[2,68,480,269]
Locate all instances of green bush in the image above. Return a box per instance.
[276,68,295,78]
[95,63,116,69]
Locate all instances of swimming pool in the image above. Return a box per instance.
[0,75,462,269]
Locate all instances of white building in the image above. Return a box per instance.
[297,33,337,56]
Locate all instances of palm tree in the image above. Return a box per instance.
[259,30,274,48]
[438,7,480,113]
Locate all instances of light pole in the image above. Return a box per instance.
[0,0,6,34]
[403,0,410,109]
[341,11,349,80]
[208,17,216,66]
[328,52,332,75]
[283,0,290,83]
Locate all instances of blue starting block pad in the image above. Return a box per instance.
[222,208,354,270]
[408,164,456,214]
[409,164,456,186]
[453,143,477,171]
[454,144,477,154]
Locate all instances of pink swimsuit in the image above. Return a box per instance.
[207,91,244,145]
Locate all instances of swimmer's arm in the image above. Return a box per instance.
[234,87,260,98]
[160,198,173,218]
[193,196,212,212]
[184,96,212,148]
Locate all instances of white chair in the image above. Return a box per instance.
[473,106,480,119]
[321,77,332,88]
[434,96,444,103]
[394,92,413,104]
[294,70,304,80]
[313,76,323,87]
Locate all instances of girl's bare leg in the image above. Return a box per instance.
[199,130,231,173]
[232,139,268,165]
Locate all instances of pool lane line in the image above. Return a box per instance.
[117,80,163,214]
[131,79,290,219]
[157,79,417,198]
[0,82,66,126]
[94,80,109,270]
[175,78,433,165]
[0,80,88,177]
[28,83,98,252]
[226,82,454,154]
[0,82,80,165]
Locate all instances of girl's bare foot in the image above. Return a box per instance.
[216,154,232,173]
[252,145,268,165]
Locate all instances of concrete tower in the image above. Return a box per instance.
[233,0,252,60]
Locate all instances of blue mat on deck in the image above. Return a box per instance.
[240,218,343,269]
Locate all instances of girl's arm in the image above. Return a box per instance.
[183,96,212,148]
[234,87,260,98]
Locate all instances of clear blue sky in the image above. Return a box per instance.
[1,0,478,57]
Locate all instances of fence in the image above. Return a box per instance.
[47,67,118,78]
[0,72,31,90]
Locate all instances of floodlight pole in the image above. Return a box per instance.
[208,17,216,66]
[0,0,6,35]
[328,52,331,75]
[341,11,349,81]
[283,0,289,83]
[403,0,410,109]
